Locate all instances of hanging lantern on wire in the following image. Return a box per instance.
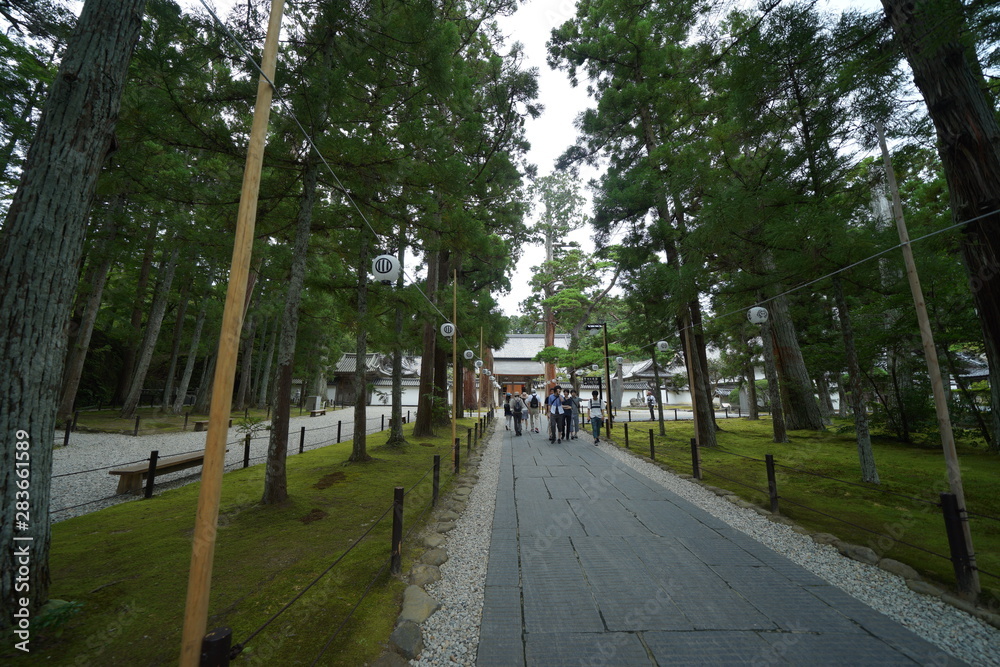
[371,254,400,284]
[615,356,624,365]
[747,307,769,325]
[475,360,483,369]
[656,340,669,352]
[440,322,455,338]
[464,350,474,360]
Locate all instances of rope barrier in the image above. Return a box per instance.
[310,556,393,665]
[965,509,1000,524]
[50,493,130,515]
[231,502,395,657]
[697,467,769,496]
[52,457,150,477]
[776,496,952,561]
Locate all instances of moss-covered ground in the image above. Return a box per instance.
[3,418,482,665]
[612,416,1000,607]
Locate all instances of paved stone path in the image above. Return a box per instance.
[476,429,964,666]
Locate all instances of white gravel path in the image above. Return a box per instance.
[409,430,1000,667]
[411,427,502,666]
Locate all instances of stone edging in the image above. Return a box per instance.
[372,437,489,665]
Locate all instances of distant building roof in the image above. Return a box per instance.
[495,360,546,376]
[494,333,572,360]
[334,353,419,376]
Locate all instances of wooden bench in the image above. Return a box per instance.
[193,419,232,431]
[109,450,224,494]
[310,409,326,417]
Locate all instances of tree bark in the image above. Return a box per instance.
[161,283,190,411]
[691,299,719,435]
[171,300,208,414]
[880,0,1000,450]
[744,357,759,420]
[0,0,147,628]
[433,251,452,427]
[120,246,180,418]
[413,243,440,437]
[193,353,216,414]
[833,276,879,483]
[815,374,835,423]
[386,241,407,447]
[350,228,372,463]
[114,220,158,405]
[234,311,256,412]
[769,293,824,430]
[57,212,120,423]
[263,161,317,504]
[760,318,789,443]
[255,317,277,409]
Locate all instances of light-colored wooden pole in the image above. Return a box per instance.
[179,2,286,663]
[878,124,979,594]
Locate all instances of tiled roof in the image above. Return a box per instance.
[494,360,546,376]
[494,333,572,360]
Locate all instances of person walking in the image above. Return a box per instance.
[646,389,657,421]
[560,390,574,440]
[569,389,582,439]
[503,393,513,430]
[527,390,541,433]
[547,387,565,443]
[589,390,604,444]
[512,392,525,436]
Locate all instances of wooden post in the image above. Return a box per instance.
[180,2,286,663]
[390,487,404,575]
[878,125,978,594]
[144,450,159,500]
[765,454,779,514]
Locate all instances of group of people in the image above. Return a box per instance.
[503,386,605,444]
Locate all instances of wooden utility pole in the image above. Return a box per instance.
[878,124,979,594]
[179,2,286,662]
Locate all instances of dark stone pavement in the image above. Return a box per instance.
[476,428,963,666]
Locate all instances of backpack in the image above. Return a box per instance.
[529,395,539,408]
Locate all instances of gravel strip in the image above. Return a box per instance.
[601,442,1000,667]
[408,434,999,667]
[410,428,502,667]
[50,406,399,522]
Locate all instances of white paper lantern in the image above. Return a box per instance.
[656,340,669,352]
[474,360,483,369]
[440,322,455,338]
[464,350,474,360]
[747,307,769,325]
[615,356,624,365]
[484,369,492,376]
[371,254,400,284]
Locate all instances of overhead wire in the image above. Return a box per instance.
[196,0,487,359]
